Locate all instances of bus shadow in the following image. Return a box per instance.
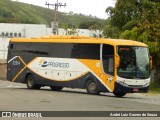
[40,88,119,98]
[6,87,146,99]
[50,90,147,100]
[3,87,147,100]
[6,87,115,97]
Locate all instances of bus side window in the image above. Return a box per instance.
[12,43,48,56]
[71,44,100,59]
[49,43,73,58]
[102,44,114,76]
[71,44,82,58]
[81,44,100,60]
[10,44,13,49]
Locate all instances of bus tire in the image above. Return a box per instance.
[26,74,41,89]
[113,92,126,97]
[85,79,100,95]
[50,86,63,91]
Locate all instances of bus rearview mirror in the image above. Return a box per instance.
[150,56,152,71]
[115,54,120,68]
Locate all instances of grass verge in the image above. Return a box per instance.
[149,82,160,94]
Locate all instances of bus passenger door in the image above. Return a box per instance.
[101,44,115,91]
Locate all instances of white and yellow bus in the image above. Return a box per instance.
[7,36,152,97]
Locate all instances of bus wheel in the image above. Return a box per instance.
[113,92,126,97]
[26,75,41,89]
[86,80,100,95]
[50,86,63,91]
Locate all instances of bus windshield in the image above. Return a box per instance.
[117,46,150,79]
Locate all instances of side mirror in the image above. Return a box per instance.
[150,56,152,71]
[115,54,120,67]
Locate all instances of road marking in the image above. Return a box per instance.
[6,85,25,88]
[48,94,55,98]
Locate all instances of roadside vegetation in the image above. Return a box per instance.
[149,81,160,94]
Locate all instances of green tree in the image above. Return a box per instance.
[79,21,102,29]
[103,19,120,38]
[104,0,160,86]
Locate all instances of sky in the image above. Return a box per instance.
[15,0,115,19]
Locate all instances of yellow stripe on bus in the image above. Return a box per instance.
[18,56,27,66]
[12,57,38,82]
[78,59,114,92]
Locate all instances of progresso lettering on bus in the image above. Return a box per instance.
[39,59,69,68]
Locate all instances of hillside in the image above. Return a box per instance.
[0,0,106,27]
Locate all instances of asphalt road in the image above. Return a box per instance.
[0,80,160,119]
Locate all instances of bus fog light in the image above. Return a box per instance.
[118,81,128,86]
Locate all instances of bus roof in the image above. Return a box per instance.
[10,35,147,47]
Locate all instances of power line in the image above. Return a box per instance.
[45,0,66,35]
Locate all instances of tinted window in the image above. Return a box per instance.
[81,44,100,59]
[71,44,82,58]
[10,42,100,59]
[11,43,48,56]
[49,43,100,59]
[102,44,114,75]
[49,43,73,58]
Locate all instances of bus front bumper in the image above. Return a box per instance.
[114,82,149,93]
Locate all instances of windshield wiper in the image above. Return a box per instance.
[136,67,146,78]
[128,67,146,78]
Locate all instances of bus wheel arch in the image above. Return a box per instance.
[85,77,100,95]
[25,73,32,83]
[25,73,41,89]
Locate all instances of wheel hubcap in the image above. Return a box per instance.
[28,77,33,87]
[89,83,96,91]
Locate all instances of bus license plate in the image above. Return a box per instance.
[133,88,139,92]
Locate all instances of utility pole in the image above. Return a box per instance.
[45,0,66,35]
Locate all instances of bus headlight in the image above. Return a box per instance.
[118,81,128,87]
